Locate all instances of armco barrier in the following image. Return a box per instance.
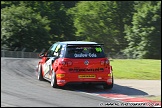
[1,50,39,58]
[1,50,131,59]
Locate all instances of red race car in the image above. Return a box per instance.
[37,41,113,89]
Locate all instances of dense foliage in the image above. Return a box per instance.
[1,4,50,51]
[1,1,161,59]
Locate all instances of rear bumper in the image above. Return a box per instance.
[56,72,113,86]
[64,81,109,87]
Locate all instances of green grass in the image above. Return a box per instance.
[110,59,161,80]
[144,96,161,102]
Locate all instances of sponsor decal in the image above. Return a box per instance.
[69,68,104,72]
[74,53,97,57]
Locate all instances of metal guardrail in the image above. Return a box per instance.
[1,50,130,59]
[1,50,39,58]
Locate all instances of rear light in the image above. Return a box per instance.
[108,73,112,76]
[105,60,109,65]
[59,60,72,66]
[56,74,65,78]
[100,60,105,65]
[100,59,109,66]
[61,61,66,65]
[67,61,72,66]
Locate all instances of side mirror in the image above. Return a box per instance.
[38,52,45,58]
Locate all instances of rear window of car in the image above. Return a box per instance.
[65,46,105,58]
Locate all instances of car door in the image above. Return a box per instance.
[43,43,59,79]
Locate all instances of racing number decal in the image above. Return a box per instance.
[55,44,61,52]
[95,47,102,52]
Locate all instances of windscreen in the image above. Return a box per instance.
[65,46,105,58]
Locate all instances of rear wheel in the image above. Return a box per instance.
[51,70,58,88]
[103,76,114,89]
[37,64,44,81]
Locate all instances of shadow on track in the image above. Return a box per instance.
[52,83,148,96]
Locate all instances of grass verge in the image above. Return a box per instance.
[110,59,161,80]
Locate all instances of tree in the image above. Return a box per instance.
[1,1,20,9]
[123,1,161,59]
[1,5,51,51]
[23,1,77,43]
[61,1,78,8]
[1,1,77,47]
[68,1,134,54]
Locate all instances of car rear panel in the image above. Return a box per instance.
[55,58,113,86]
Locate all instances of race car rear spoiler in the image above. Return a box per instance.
[67,44,104,46]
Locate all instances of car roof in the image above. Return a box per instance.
[59,41,98,45]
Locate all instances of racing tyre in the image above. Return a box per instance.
[103,76,114,89]
[51,70,58,88]
[38,64,44,81]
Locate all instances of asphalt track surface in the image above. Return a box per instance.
[1,57,161,107]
